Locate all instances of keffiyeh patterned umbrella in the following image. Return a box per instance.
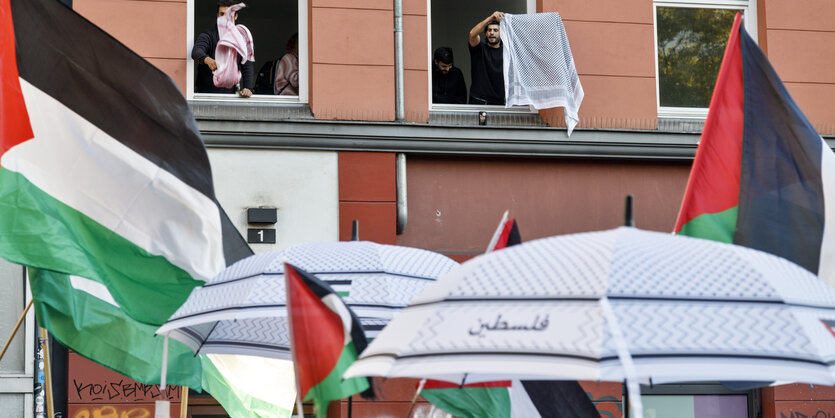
[344,227,835,417]
[156,241,458,360]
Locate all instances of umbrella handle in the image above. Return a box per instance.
[600,297,643,418]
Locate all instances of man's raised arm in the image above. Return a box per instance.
[469,11,505,47]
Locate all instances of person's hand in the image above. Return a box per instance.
[204,57,218,71]
[491,11,505,22]
[238,88,252,98]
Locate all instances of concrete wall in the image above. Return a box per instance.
[207,149,340,252]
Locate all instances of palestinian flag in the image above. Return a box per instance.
[1,0,251,326]
[0,1,300,416]
[421,216,600,418]
[285,263,372,418]
[674,13,835,287]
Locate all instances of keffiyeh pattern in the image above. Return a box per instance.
[501,12,583,135]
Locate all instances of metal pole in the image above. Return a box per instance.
[624,194,635,227]
[0,299,32,362]
[394,0,405,121]
[39,328,55,418]
[396,154,408,234]
[351,219,360,241]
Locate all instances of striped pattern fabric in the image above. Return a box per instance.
[346,228,835,388]
[157,241,458,359]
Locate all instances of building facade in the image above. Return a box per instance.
[2,0,835,416]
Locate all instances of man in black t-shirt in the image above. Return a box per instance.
[467,11,505,105]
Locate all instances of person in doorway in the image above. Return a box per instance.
[467,11,505,105]
[432,47,467,104]
[192,0,254,97]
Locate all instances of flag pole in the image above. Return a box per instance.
[39,327,55,418]
[179,386,189,418]
[0,299,32,362]
[284,262,306,418]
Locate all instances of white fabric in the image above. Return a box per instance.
[818,137,835,288]
[509,380,539,418]
[206,354,297,414]
[500,12,584,136]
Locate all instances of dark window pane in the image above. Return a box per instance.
[656,7,738,108]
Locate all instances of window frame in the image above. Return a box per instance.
[426,0,538,114]
[0,268,35,417]
[635,383,759,418]
[652,0,757,119]
[186,0,309,103]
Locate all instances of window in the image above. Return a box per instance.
[187,0,308,102]
[639,383,758,418]
[653,0,756,118]
[428,0,535,111]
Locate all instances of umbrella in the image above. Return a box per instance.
[344,227,835,417]
[156,241,459,360]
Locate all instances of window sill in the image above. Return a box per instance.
[188,99,313,121]
[429,105,546,127]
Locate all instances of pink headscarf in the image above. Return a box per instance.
[213,3,255,89]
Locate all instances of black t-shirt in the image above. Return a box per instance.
[468,41,504,105]
[432,65,467,104]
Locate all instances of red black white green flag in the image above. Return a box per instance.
[674,13,835,286]
[285,262,373,418]
[0,4,295,418]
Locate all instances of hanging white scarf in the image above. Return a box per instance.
[500,12,584,136]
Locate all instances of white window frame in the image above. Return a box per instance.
[653,0,757,119]
[427,0,537,114]
[186,0,308,103]
[0,268,35,418]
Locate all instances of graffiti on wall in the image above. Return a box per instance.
[71,379,179,402]
[69,404,179,418]
[781,412,835,418]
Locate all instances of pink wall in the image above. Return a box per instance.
[310,0,395,121]
[538,0,658,130]
[72,0,834,132]
[764,0,835,134]
[398,156,691,256]
[74,0,188,94]
[404,0,428,123]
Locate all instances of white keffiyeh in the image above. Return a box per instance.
[501,12,584,136]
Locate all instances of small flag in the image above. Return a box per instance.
[285,263,372,418]
[674,13,835,287]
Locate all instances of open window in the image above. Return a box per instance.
[653,0,756,118]
[187,0,308,102]
[428,0,536,112]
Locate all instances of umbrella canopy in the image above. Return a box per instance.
[156,241,459,359]
[345,227,835,388]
